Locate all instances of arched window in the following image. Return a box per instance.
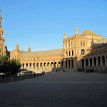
[40,63,42,66]
[33,63,35,68]
[72,50,74,56]
[66,51,68,57]
[22,63,24,68]
[44,63,46,66]
[47,62,49,66]
[37,63,39,66]
[29,63,32,67]
[81,49,85,55]
[26,63,28,67]
[69,51,71,56]
[69,42,70,48]
[54,62,56,67]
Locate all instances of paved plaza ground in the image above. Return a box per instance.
[0,71,107,107]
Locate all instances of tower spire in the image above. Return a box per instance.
[64,32,67,39]
[0,10,2,27]
[28,46,31,52]
[16,43,20,51]
[75,27,78,35]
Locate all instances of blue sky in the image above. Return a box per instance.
[0,0,107,51]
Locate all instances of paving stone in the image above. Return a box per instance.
[0,72,107,107]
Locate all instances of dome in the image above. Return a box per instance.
[80,30,101,37]
[81,30,96,35]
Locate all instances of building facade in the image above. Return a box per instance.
[10,27,107,73]
[0,15,6,55]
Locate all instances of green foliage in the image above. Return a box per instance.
[0,55,21,76]
[0,55,8,64]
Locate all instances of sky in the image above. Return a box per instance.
[0,0,107,51]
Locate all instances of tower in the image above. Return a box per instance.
[16,43,20,51]
[64,33,67,39]
[28,46,31,52]
[75,27,78,35]
[0,10,5,55]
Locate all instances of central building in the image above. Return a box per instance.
[10,28,107,73]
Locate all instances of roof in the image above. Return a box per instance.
[80,30,101,37]
[96,38,107,44]
[20,49,63,57]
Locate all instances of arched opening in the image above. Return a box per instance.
[33,63,35,68]
[86,59,89,67]
[81,49,85,55]
[40,63,42,67]
[61,61,63,68]
[81,59,84,67]
[47,62,49,66]
[68,60,70,68]
[93,57,96,66]
[66,51,68,57]
[65,60,67,68]
[71,60,73,68]
[89,58,92,67]
[22,63,24,68]
[98,56,101,66]
[26,63,28,67]
[44,63,46,66]
[54,62,57,68]
[29,63,32,67]
[37,63,39,67]
[102,56,105,66]
[51,62,53,67]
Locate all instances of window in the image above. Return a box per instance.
[71,42,72,47]
[83,41,85,46]
[81,41,85,46]
[66,51,68,57]
[69,51,70,56]
[81,49,85,55]
[69,42,70,48]
[72,51,73,56]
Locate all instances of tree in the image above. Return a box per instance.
[9,59,21,75]
[0,55,21,76]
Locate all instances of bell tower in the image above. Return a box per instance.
[0,10,5,55]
